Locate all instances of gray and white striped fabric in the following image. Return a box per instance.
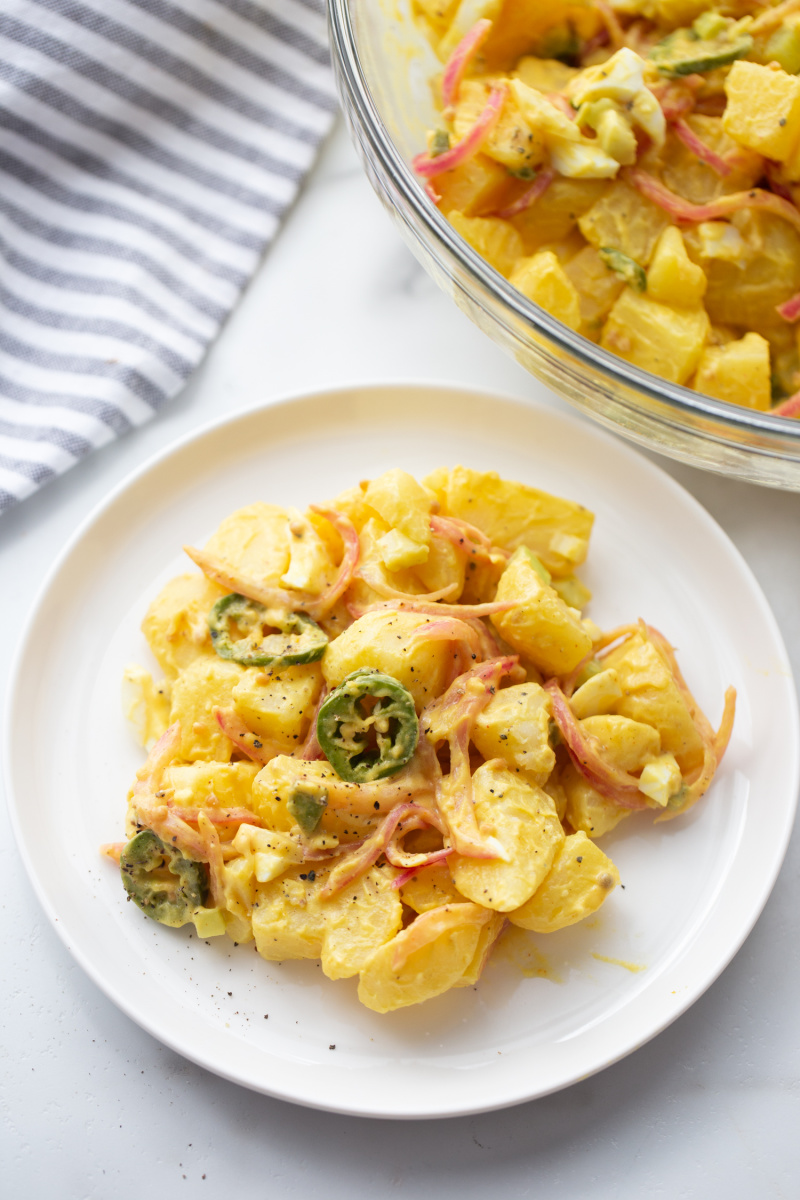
[0,0,337,513]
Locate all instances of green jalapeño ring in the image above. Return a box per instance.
[316,668,419,783]
[208,593,328,669]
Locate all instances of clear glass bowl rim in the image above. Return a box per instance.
[328,0,800,458]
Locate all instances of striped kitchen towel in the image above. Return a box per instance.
[0,0,337,513]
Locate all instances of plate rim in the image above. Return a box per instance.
[5,380,799,1119]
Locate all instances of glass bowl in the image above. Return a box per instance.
[328,0,800,488]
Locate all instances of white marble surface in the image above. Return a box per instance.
[2,120,800,1198]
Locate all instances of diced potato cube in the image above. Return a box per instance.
[163,760,260,809]
[321,609,452,711]
[580,713,660,772]
[454,911,506,987]
[204,503,291,587]
[142,572,225,678]
[662,115,763,205]
[563,244,625,336]
[363,468,433,549]
[647,226,707,309]
[252,868,326,961]
[449,212,524,277]
[232,662,323,751]
[579,179,669,267]
[511,177,610,253]
[222,854,257,920]
[693,332,771,411]
[509,250,582,330]
[569,667,623,719]
[601,288,710,384]
[491,547,594,675]
[435,153,515,217]
[319,868,403,980]
[562,761,632,839]
[357,903,493,1012]
[252,757,379,846]
[400,861,464,913]
[723,61,800,164]
[169,657,247,761]
[423,465,594,576]
[508,831,619,932]
[603,632,705,772]
[451,761,565,911]
[254,860,400,973]
[471,682,555,786]
[688,211,800,333]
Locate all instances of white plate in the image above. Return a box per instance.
[5,383,798,1119]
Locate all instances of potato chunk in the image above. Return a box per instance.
[363,468,433,553]
[169,657,247,762]
[163,760,259,809]
[508,831,619,932]
[579,179,669,267]
[142,572,224,679]
[471,682,555,786]
[252,865,401,976]
[424,465,593,577]
[400,861,464,914]
[693,332,771,411]
[449,212,524,277]
[511,177,610,253]
[232,662,323,751]
[563,245,625,337]
[451,761,565,911]
[491,547,594,676]
[601,288,710,385]
[603,632,705,772]
[435,153,515,217]
[320,870,403,980]
[562,761,632,839]
[321,609,452,711]
[357,903,494,1013]
[204,503,291,587]
[509,251,582,330]
[647,226,707,309]
[723,60,800,165]
[252,757,379,845]
[579,713,661,773]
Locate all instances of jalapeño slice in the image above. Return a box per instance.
[649,21,752,77]
[316,669,419,783]
[209,593,328,669]
[120,829,208,927]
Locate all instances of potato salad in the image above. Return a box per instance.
[413,0,800,416]
[107,468,735,1013]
